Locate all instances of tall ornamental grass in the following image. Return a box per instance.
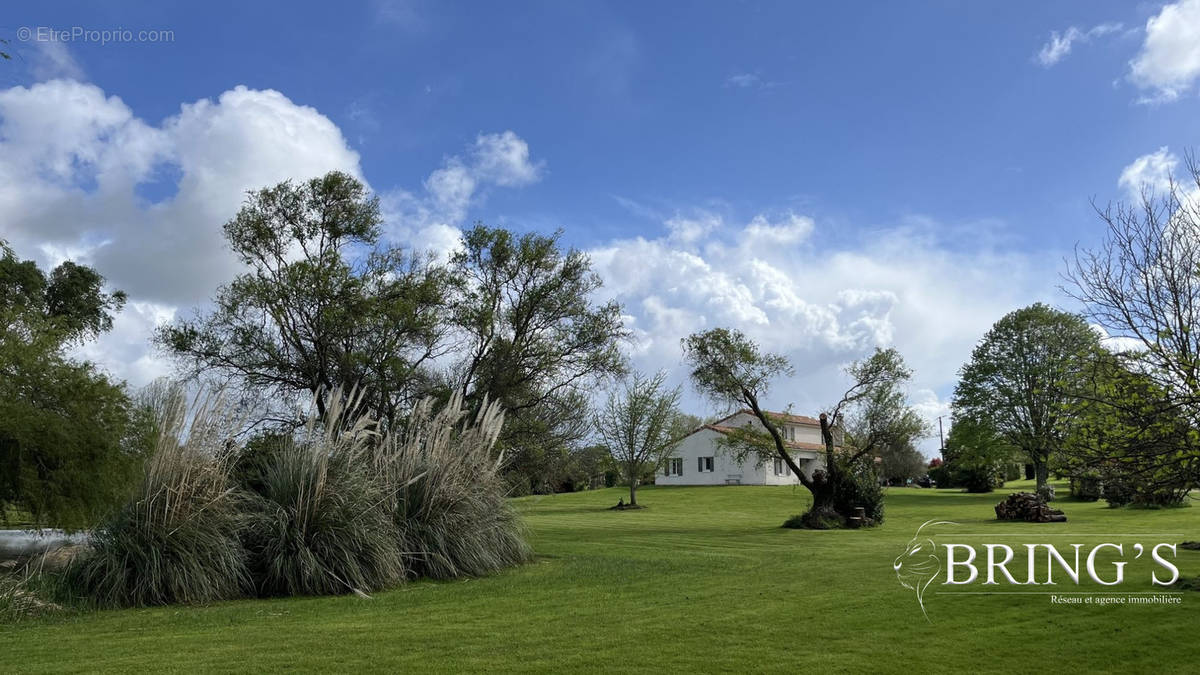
[58,385,531,609]
[62,388,250,607]
[241,390,405,597]
[375,392,531,580]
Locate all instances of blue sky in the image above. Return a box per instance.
[3,1,1200,455]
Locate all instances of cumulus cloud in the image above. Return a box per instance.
[1129,0,1200,102]
[588,214,1055,456]
[665,211,722,245]
[382,131,544,260]
[1118,146,1178,196]
[1036,23,1123,67]
[0,79,364,385]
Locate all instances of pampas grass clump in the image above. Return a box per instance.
[242,390,405,597]
[58,384,531,608]
[375,393,531,580]
[62,388,250,608]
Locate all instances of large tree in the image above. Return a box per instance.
[1059,350,1198,505]
[0,242,146,527]
[953,303,1100,490]
[1064,152,1200,427]
[157,171,453,427]
[450,224,628,492]
[682,328,921,527]
[592,371,681,506]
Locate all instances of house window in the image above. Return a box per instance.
[697,456,714,473]
[667,458,683,476]
[774,458,788,476]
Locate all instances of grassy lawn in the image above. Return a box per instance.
[1,480,1198,673]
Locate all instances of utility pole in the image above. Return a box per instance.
[937,416,945,456]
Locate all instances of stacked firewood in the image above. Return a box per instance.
[994,492,1067,523]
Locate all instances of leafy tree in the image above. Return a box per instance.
[0,242,144,527]
[1060,351,1198,506]
[877,441,928,486]
[450,224,629,492]
[592,371,681,506]
[157,171,453,427]
[953,303,1100,490]
[940,415,1012,492]
[682,328,919,527]
[561,444,616,491]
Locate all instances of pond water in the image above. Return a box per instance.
[0,529,90,559]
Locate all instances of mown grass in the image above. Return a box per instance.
[2,479,1198,673]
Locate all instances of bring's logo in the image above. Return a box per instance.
[892,520,958,621]
[893,520,1184,622]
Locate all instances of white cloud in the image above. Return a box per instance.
[589,216,1054,458]
[1129,0,1200,102]
[30,40,85,81]
[471,130,543,187]
[1118,146,1178,196]
[382,131,544,260]
[1036,23,1123,67]
[0,80,364,386]
[726,73,761,88]
[665,211,722,245]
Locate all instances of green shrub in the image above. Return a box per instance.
[1101,473,1189,508]
[62,389,250,608]
[374,393,531,580]
[1070,472,1102,501]
[241,391,404,597]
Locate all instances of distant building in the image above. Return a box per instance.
[657,409,826,486]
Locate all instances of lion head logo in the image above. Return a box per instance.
[893,520,957,621]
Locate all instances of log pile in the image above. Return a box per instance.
[994,492,1066,523]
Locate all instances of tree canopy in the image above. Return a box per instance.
[0,242,145,527]
[157,171,453,426]
[450,223,629,492]
[953,303,1099,489]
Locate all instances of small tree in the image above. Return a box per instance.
[878,441,928,486]
[682,328,920,527]
[593,371,681,506]
[941,415,1012,493]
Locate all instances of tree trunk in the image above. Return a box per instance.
[1034,457,1049,490]
[629,479,638,506]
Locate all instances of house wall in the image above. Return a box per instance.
[658,424,823,486]
[658,429,763,486]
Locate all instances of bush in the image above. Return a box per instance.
[62,389,250,608]
[958,465,1000,493]
[1102,478,1134,507]
[241,391,404,597]
[374,393,531,580]
[834,463,885,524]
[927,463,951,488]
[1070,472,1102,501]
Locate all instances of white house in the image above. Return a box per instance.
[657,409,826,486]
